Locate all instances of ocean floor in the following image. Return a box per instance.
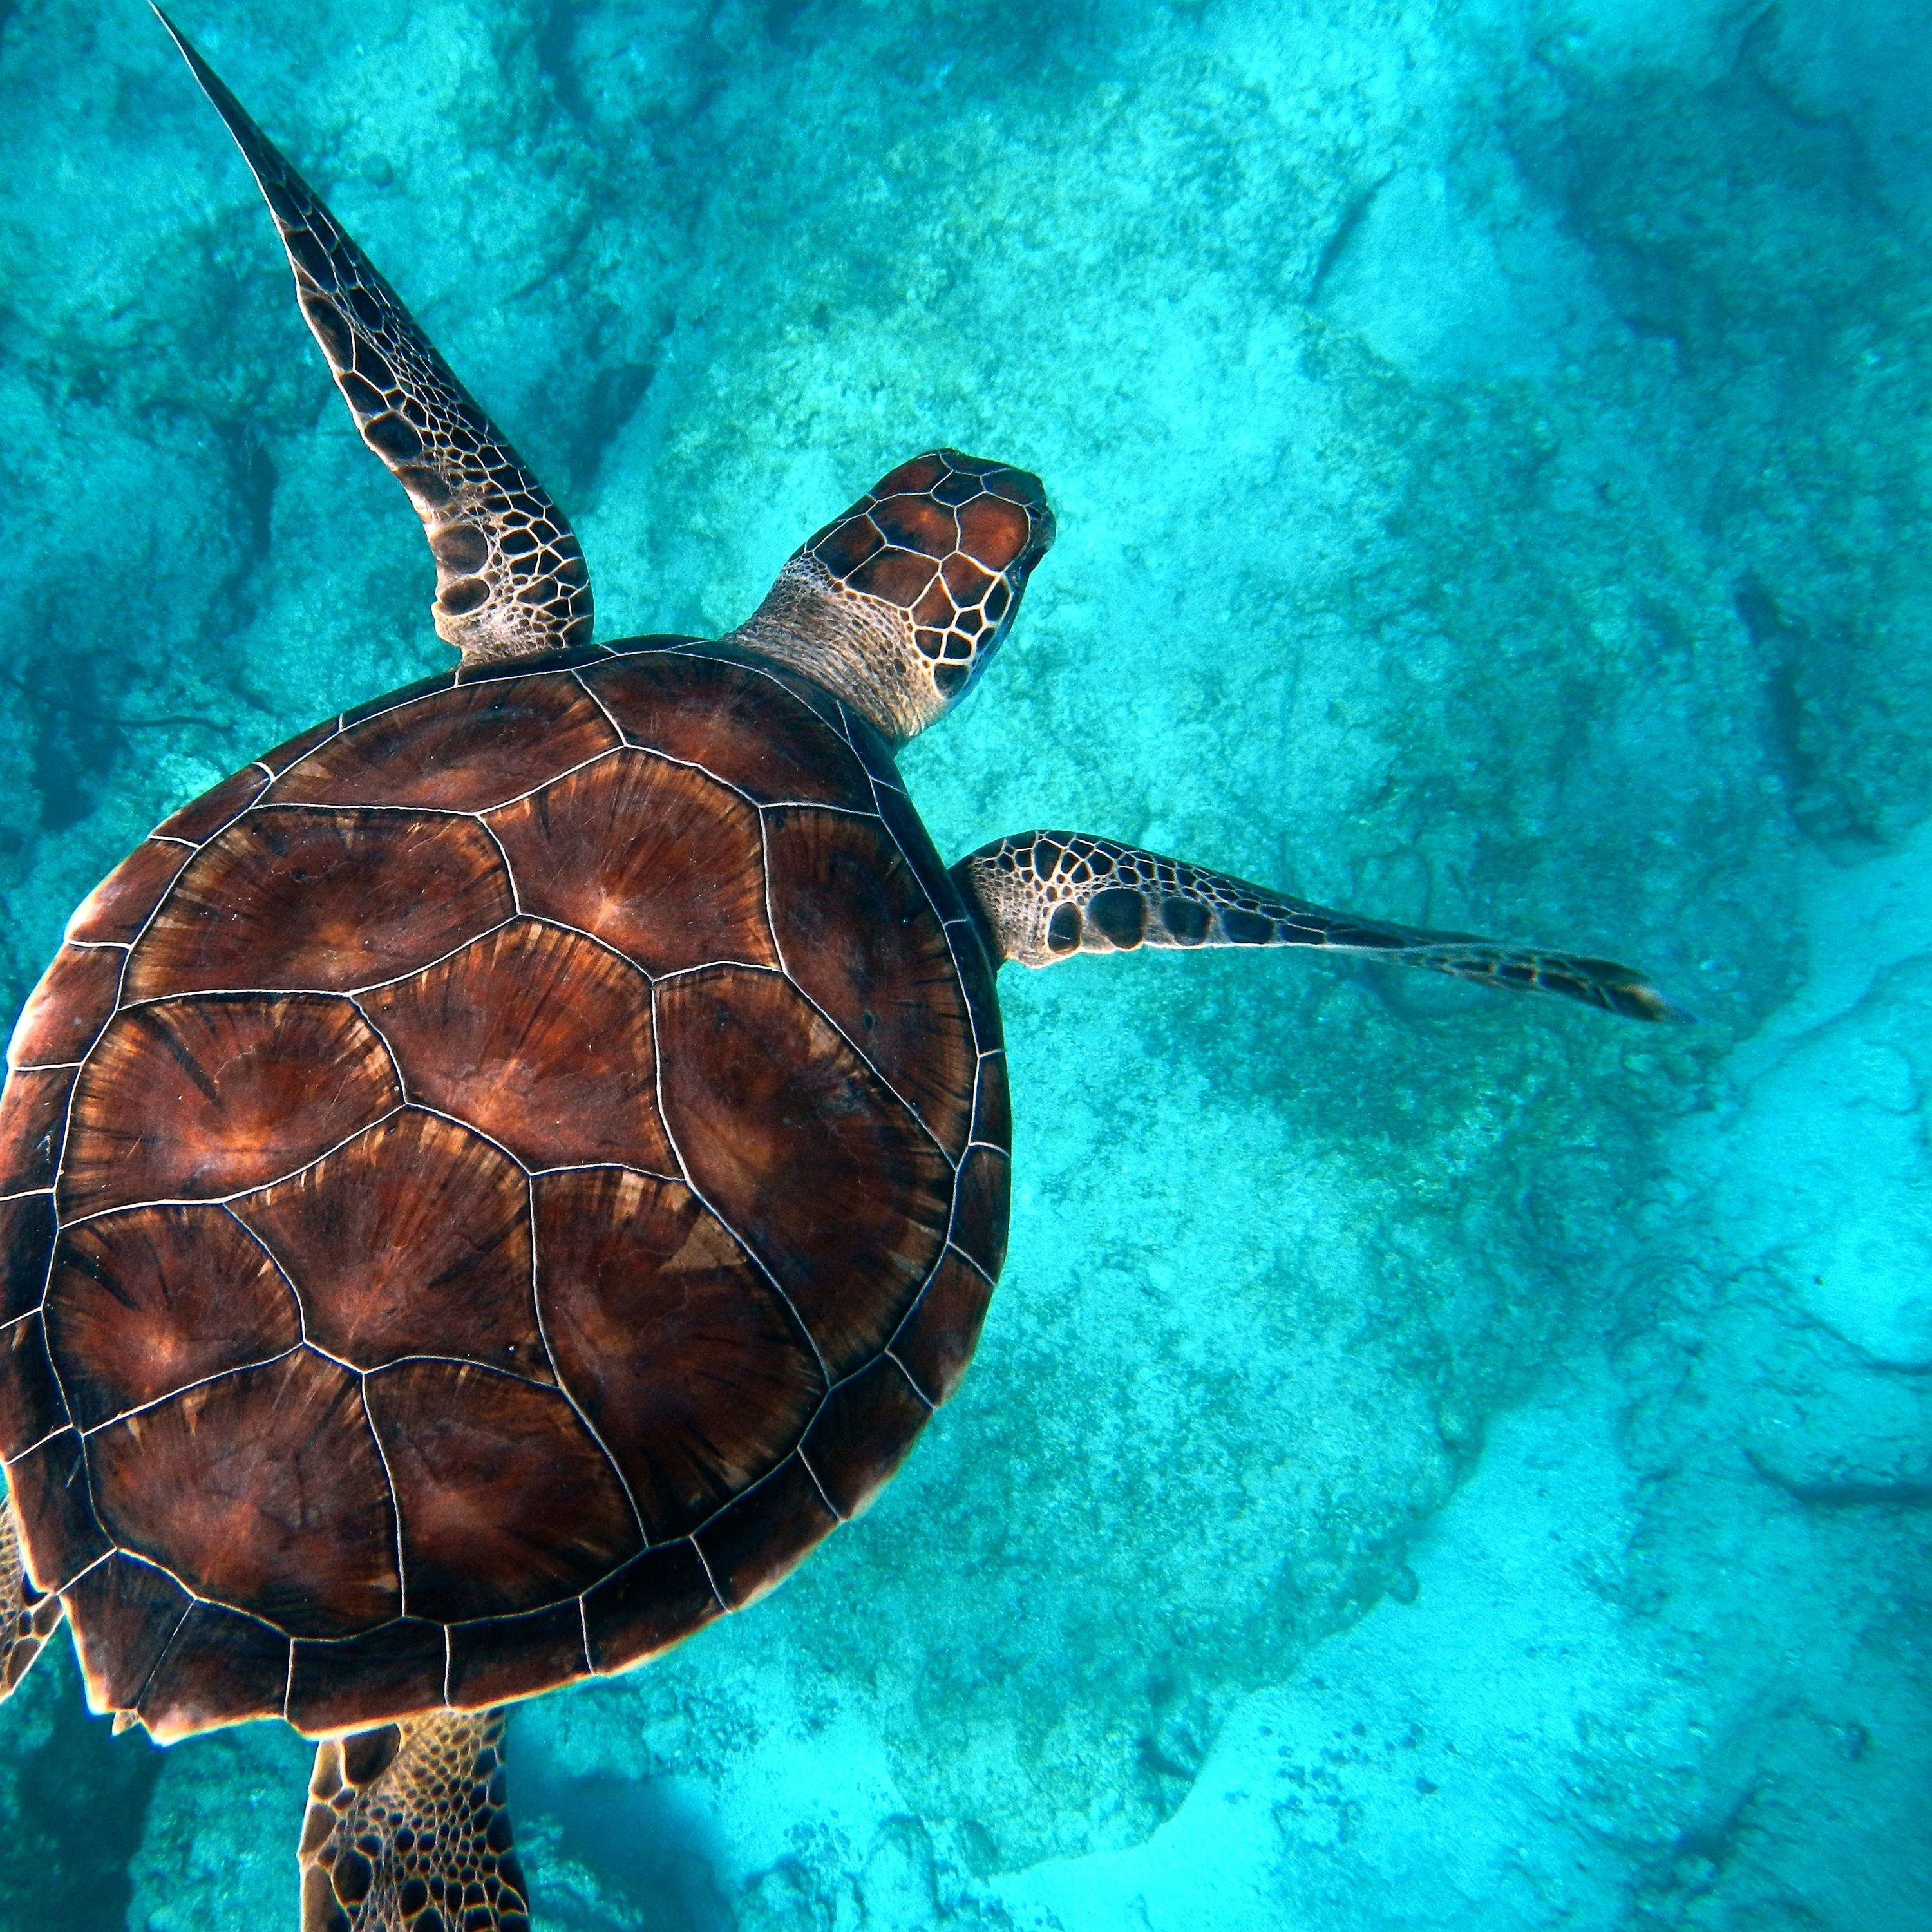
[1,0,1927,1926]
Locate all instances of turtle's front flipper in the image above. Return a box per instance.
[156,9,591,667]
[954,831,1688,1023]
[299,1709,530,1932]
[1,1489,63,1704]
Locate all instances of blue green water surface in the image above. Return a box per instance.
[1,1,1929,1926]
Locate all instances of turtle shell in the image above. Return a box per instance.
[0,638,1010,1743]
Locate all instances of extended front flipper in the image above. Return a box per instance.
[300,1708,529,1932]
[953,831,1687,1022]
[158,9,592,666]
[1,1489,63,1703]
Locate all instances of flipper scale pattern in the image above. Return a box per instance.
[956,830,1688,1022]
[301,1709,529,1932]
[157,10,592,666]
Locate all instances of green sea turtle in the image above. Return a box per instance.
[0,15,1682,1930]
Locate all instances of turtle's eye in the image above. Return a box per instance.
[802,448,1055,710]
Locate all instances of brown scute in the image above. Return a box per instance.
[438,575,490,618]
[872,453,948,496]
[299,285,353,357]
[692,1455,838,1609]
[1218,907,1274,945]
[62,838,193,945]
[846,547,938,609]
[764,809,976,1155]
[887,1247,996,1407]
[580,654,875,810]
[364,413,423,463]
[656,968,955,1380]
[940,553,995,604]
[971,1053,1012,1150]
[88,1350,399,1639]
[395,461,453,509]
[956,495,1034,572]
[535,1168,824,1542]
[431,522,488,571]
[487,750,779,976]
[0,1192,54,1325]
[583,1540,723,1676]
[8,945,124,1069]
[151,762,269,843]
[137,1600,291,1744]
[810,513,884,577]
[1160,896,1212,945]
[1088,887,1150,949]
[871,493,959,558]
[364,1360,641,1624]
[63,1553,195,1715]
[0,1316,69,1460]
[952,1145,1012,1282]
[0,1066,75,1195]
[359,922,672,1173]
[61,996,401,1218]
[272,675,619,812]
[46,1205,299,1430]
[337,1721,404,1788]
[446,1600,589,1710]
[7,1428,112,1591]
[126,808,513,999]
[234,1112,540,1377]
[934,471,981,507]
[801,1355,933,1519]
[337,367,384,417]
[285,1617,448,1738]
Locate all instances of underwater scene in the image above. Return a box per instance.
[1,0,1929,1926]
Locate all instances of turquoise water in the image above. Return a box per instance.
[2,0,1929,1925]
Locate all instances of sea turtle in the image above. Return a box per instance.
[0,16,1683,1932]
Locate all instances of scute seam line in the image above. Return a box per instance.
[61,1101,410,1232]
[361,1378,411,1621]
[522,1172,652,1551]
[797,1445,843,1524]
[647,978,833,1392]
[74,1342,307,1439]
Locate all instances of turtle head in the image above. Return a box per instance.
[726,450,1056,744]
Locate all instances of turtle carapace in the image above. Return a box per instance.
[0,15,1685,1931]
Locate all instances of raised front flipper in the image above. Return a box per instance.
[300,1709,529,1932]
[1,1490,63,1703]
[157,10,591,666]
[953,831,1687,1023]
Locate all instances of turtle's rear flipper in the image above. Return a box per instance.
[1,1490,63,1704]
[300,1709,530,1932]
[953,831,1690,1024]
